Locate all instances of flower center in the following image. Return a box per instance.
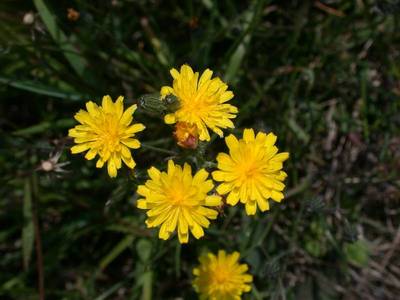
[166,181,190,206]
[244,164,259,177]
[237,159,261,182]
[171,192,185,205]
[213,268,230,284]
[100,114,121,151]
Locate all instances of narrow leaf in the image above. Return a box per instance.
[22,178,34,270]
[99,235,134,270]
[33,0,88,77]
[0,77,86,101]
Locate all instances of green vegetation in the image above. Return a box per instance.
[1,0,399,299]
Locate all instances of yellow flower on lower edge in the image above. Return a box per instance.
[136,160,222,243]
[68,95,145,178]
[193,250,252,300]
[212,128,289,215]
[160,64,238,141]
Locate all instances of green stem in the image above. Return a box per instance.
[141,143,176,155]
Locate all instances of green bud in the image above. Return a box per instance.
[138,93,180,116]
[138,93,167,116]
[164,94,180,112]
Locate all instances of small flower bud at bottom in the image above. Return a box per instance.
[174,122,199,149]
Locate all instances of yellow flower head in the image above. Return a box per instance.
[193,250,252,300]
[68,95,145,178]
[136,160,222,243]
[160,64,238,141]
[212,128,289,215]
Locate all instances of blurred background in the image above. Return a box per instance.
[1,0,399,299]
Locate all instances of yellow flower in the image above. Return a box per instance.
[160,64,238,141]
[68,95,145,178]
[136,160,222,243]
[193,250,252,300]
[212,128,289,215]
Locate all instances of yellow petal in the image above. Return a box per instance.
[147,167,160,180]
[167,160,176,175]
[115,96,124,118]
[120,104,137,125]
[160,86,174,97]
[136,199,147,209]
[178,231,189,244]
[190,223,204,239]
[122,155,135,169]
[265,132,277,148]
[276,171,288,181]
[170,68,180,79]
[85,101,100,116]
[271,152,290,162]
[225,134,239,151]
[226,191,239,206]
[107,160,117,178]
[84,148,97,160]
[245,201,257,215]
[193,169,208,185]
[198,69,213,88]
[120,145,131,158]
[219,91,234,103]
[124,123,145,135]
[96,158,105,168]
[122,138,140,149]
[137,185,149,196]
[205,195,222,206]
[216,183,232,195]
[71,143,90,154]
[257,198,270,212]
[271,190,284,202]
[158,223,171,240]
[102,95,114,113]
[243,128,255,142]
[164,113,176,124]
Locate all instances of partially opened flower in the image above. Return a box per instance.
[174,121,199,149]
[160,64,238,141]
[68,95,145,178]
[136,160,221,243]
[192,250,252,300]
[212,128,289,215]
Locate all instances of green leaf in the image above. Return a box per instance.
[33,0,88,77]
[344,240,370,267]
[223,0,265,84]
[99,235,134,270]
[140,271,152,300]
[13,122,51,136]
[136,239,152,263]
[223,9,254,84]
[288,118,310,143]
[0,77,86,101]
[22,178,34,270]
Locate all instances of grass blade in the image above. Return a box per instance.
[0,77,86,101]
[99,235,135,271]
[33,0,88,77]
[22,178,34,270]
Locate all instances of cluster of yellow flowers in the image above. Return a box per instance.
[69,64,289,299]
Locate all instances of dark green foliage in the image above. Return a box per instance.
[1,0,399,299]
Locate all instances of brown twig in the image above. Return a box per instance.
[314,1,345,17]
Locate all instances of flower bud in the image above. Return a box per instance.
[174,122,199,149]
